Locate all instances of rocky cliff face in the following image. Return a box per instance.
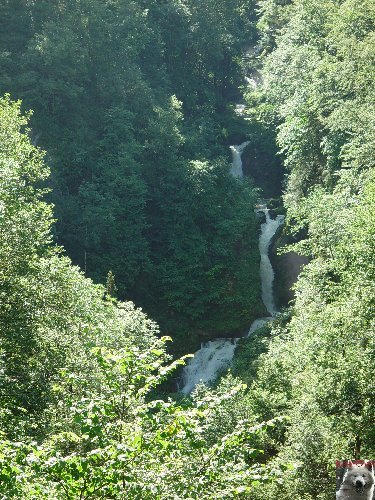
[270,229,310,308]
[241,142,283,199]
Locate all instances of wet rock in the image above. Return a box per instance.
[270,230,310,308]
[256,211,266,224]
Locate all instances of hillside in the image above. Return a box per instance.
[0,0,374,498]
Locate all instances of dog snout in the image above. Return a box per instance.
[355,478,364,488]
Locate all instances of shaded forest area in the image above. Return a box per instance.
[0,0,270,354]
[0,0,374,498]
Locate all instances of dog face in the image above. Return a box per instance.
[343,464,375,494]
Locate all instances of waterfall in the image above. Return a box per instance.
[257,206,284,315]
[180,142,283,395]
[230,142,249,177]
[180,339,238,395]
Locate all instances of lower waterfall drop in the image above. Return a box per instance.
[180,142,283,395]
[180,339,238,395]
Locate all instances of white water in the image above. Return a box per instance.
[257,206,284,315]
[180,142,283,395]
[244,76,258,89]
[230,142,249,177]
[180,339,238,395]
[235,104,247,116]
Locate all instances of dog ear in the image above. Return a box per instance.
[365,461,374,471]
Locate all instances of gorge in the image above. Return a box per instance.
[180,143,284,394]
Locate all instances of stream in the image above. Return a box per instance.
[180,142,284,395]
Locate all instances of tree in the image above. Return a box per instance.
[0,0,263,349]
[236,1,375,496]
[0,96,157,437]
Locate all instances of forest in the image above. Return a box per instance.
[0,0,374,498]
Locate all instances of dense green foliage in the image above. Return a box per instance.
[0,0,263,349]
[241,170,375,499]
[231,0,375,497]
[1,0,374,498]
[0,96,282,498]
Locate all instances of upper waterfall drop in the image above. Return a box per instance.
[179,141,283,395]
[230,141,250,177]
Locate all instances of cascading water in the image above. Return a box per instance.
[257,205,284,316]
[180,339,238,395]
[180,142,284,395]
[230,142,249,177]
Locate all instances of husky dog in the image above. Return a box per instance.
[336,462,375,500]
